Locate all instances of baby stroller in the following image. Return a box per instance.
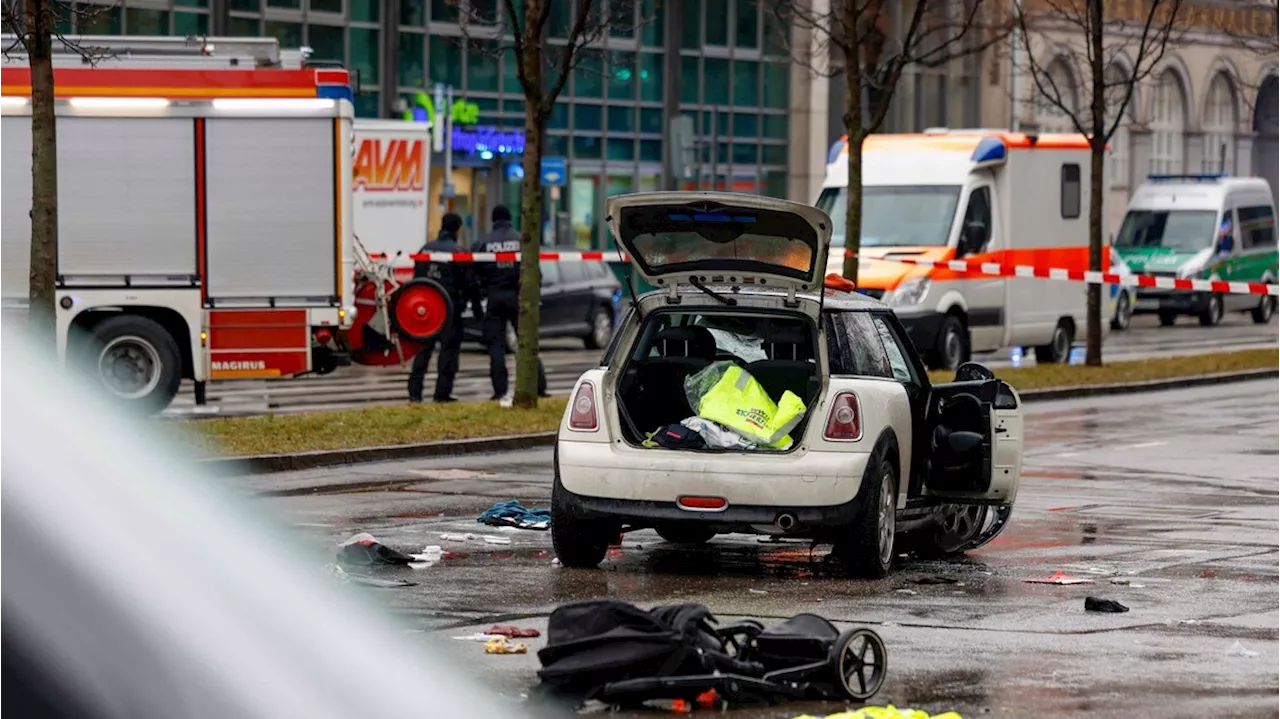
[536,599,887,708]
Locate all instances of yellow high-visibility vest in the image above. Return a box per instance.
[689,363,806,450]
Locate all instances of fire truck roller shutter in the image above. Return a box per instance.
[204,118,338,305]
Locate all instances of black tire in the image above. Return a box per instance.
[82,315,182,414]
[899,504,989,559]
[583,306,613,350]
[1198,294,1224,327]
[656,525,717,545]
[550,477,615,568]
[1034,320,1072,364]
[1158,310,1177,327]
[1110,291,1132,331]
[829,627,888,701]
[928,314,969,371]
[1252,295,1276,324]
[835,450,898,579]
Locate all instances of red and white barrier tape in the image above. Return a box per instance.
[369,251,1279,297]
[884,256,1280,297]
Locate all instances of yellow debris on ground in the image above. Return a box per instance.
[483,637,528,655]
[792,707,962,719]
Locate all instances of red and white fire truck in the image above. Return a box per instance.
[1,35,357,411]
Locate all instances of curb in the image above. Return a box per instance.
[206,367,1277,475]
[199,432,557,475]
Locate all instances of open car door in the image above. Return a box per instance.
[922,371,1023,506]
[605,192,832,295]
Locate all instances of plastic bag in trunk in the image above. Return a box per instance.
[683,361,806,450]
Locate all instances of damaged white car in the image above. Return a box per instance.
[553,192,1025,577]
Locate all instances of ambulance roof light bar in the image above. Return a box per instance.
[1146,173,1227,183]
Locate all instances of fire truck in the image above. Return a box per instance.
[1,35,357,412]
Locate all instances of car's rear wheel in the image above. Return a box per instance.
[1198,294,1224,327]
[1034,320,1072,364]
[835,452,897,579]
[1251,295,1275,324]
[656,525,717,545]
[584,306,612,349]
[551,477,615,568]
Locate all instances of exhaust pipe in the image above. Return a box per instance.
[775,513,798,532]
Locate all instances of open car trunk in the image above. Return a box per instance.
[615,309,823,452]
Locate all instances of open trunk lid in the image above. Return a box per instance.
[606,192,832,294]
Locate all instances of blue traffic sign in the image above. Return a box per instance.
[540,156,567,186]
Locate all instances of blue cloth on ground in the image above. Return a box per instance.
[478,500,551,530]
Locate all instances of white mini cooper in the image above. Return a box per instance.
[553,193,1025,577]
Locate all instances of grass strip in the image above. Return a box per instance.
[191,349,1275,457]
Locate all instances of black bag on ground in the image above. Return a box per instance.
[535,599,757,697]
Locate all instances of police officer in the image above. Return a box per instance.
[407,213,477,403]
[473,205,548,400]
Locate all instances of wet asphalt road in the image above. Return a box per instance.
[167,313,1277,417]
[232,379,1280,718]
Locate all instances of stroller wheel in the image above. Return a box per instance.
[830,628,887,701]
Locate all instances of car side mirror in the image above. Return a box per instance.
[955,361,995,382]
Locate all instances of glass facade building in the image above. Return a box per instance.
[65,0,794,249]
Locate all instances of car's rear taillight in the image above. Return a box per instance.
[824,392,861,441]
[568,381,599,431]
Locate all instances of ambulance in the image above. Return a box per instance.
[818,130,1103,370]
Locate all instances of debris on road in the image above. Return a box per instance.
[453,633,507,642]
[325,563,417,589]
[1085,597,1130,613]
[1226,641,1261,658]
[486,624,541,638]
[477,500,551,530]
[439,532,514,546]
[894,589,918,596]
[337,532,419,566]
[792,707,962,719]
[1024,571,1094,585]
[748,588,768,595]
[484,637,529,654]
[1109,577,1147,587]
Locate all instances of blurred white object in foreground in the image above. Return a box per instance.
[1,330,515,719]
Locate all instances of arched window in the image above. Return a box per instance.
[1105,64,1134,188]
[1035,59,1079,133]
[1202,73,1237,175]
[1149,70,1186,175]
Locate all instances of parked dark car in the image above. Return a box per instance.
[462,260,623,351]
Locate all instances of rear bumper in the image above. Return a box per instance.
[1134,288,1210,314]
[556,482,866,530]
[556,439,871,512]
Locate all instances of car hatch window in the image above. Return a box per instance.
[824,311,893,378]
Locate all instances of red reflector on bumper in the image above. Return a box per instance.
[677,496,727,511]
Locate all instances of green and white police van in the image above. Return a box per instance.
[1114,175,1277,327]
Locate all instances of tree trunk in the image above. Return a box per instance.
[512,0,546,409]
[27,0,58,347]
[840,59,866,283]
[1085,0,1105,366]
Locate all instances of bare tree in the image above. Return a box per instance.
[773,0,1011,283]
[2,1,115,346]
[1014,0,1183,366]
[455,0,641,409]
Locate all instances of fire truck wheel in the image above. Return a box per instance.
[389,279,453,342]
[85,315,182,413]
